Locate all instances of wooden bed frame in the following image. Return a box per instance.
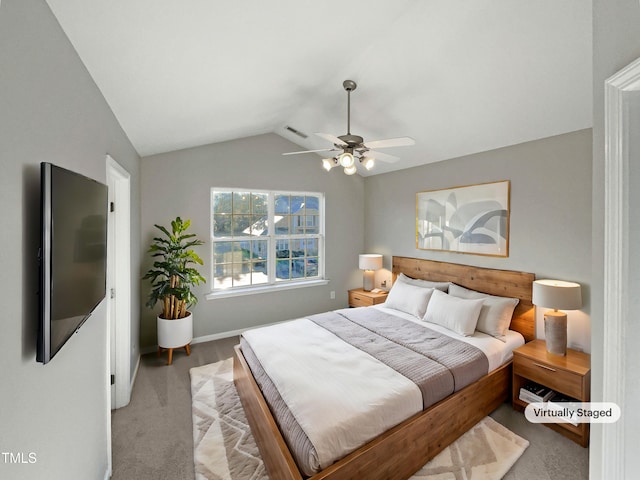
[233,256,535,480]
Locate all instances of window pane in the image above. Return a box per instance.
[213,214,231,237]
[213,241,235,263]
[291,215,304,234]
[250,214,268,236]
[305,215,319,234]
[276,259,290,280]
[251,262,269,285]
[214,263,226,278]
[306,257,318,277]
[251,240,268,259]
[232,215,252,236]
[213,192,232,214]
[275,194,290,214]
[276,240,290,259]
[235,240,251,258]
[305,238,318,256]
[290,239,305,257]
[291,195,305,214]
[233,192,251,214]
[274,215,289,235]
[252,193,268,214]
[233,262,252,287]
[305,195,320,211]
[292,259,305,279]
[213,274,233,290]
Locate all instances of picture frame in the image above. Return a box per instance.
[416,180,510,257]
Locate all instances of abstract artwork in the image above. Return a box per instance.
[416,180,510,257]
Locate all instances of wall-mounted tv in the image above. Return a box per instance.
[37,162,108,364]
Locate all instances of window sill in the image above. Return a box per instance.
[206,279,330,300]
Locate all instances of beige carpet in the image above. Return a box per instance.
[190,359,529,480]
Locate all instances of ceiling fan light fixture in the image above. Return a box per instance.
[338,151,355,168]
[322,158,337,171]
[283,80,413,176]
[361,157,375,170]
[344,165,357,175]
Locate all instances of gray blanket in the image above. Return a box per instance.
[309,308,488,407]
[241,307,489,477]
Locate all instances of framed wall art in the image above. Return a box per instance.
[416,180,510,257]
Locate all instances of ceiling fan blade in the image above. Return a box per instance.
[315,132,348,147]
[282,148,338,156]
[365,150,400,163]
[363,136,415,149]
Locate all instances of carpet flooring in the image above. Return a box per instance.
[111,338,589,480]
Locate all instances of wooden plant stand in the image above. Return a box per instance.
[157,343,191,365]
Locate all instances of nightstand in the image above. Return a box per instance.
[512,339,591,447]
[348,288,388,307]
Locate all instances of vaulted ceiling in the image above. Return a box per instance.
[45,0,592,176]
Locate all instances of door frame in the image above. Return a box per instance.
[106,155,132,410]
[602,56,640,479]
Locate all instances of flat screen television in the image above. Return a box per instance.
[37,162,108,364]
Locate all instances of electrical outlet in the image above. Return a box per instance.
[330,291,335,300]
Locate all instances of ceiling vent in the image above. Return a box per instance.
[285,125,308,139]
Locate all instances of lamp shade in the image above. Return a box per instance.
[532,279,582,310]
[359,254,383,271]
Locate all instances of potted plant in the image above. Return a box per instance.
[143,217,206,364]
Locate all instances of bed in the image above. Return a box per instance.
[233,256,535,480]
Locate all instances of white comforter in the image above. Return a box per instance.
[242,318,423,471]
[242,308,524,472]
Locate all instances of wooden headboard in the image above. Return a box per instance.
[392,256,535,341]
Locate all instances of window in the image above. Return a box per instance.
[209,188,325,296]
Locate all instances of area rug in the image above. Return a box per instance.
[190,358,529,480]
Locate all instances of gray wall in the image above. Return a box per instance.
[140,133,363,348]
[592,0,640,476]
[364,129,593,351]
[0,1,140,479]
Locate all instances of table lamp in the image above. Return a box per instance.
[532,279,582,356]
[358,254,383,292]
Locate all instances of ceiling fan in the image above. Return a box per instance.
[283,80,415,175]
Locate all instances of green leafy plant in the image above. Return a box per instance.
[143,217,206,319]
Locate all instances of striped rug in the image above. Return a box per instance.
[190,358,529,480]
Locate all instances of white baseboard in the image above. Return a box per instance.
[140,321,287,355]
[130,354,141,391]
[191,326,248,345]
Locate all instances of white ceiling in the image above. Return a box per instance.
[45,0,592,176]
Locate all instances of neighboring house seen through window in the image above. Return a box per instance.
[209,188,325,296]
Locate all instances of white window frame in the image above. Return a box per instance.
[206,188,328,299]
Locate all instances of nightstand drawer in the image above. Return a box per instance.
[348,288,388,307]
[514,355,584,399]
[349,291,375,307]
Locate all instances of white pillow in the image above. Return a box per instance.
[448,284,519,338]
[397,273,449,292]
[423,289,484,336]
[384,281,435,318]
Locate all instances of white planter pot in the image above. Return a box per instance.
[157,312,193,349]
